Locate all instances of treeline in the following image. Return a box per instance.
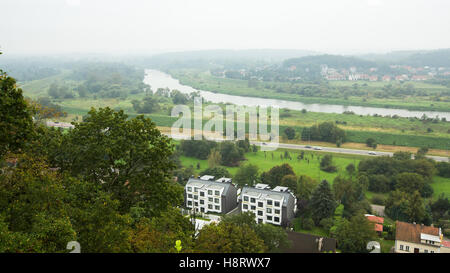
[179,138,252,167]
[61,63,147,99]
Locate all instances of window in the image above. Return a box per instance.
[274,201,280,207]
[251,205,256,210]
[267,200,273,206]
[258,202,263,208]
[215,206,220,210]
[214,198,219,204]
[266,208,272,214]
[274,217,280,222]
[194,195,198,200]
[208,190,212,195]
[208,197,213,202]
[400,245,403,250]
[243,204,248,209]
[267,216,272,221]
[200,207,205,212]
[200,200,204,205]
[187,187,192,192]
[244,196,249,202]
[208,204,213,209]
[424,250,428,253]
[431,251,434,253]
[258,219,263,224]
[257,211,263,216]
[275,209,280,214]
[194,202,198,207]
[215,190,220,195]
[188,194,192,198]
[200,192,205,197]
[405,246,410,252]
[250,198,256,203]
[194,188,198,193]
[187,201,192,206]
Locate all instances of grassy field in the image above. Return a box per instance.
[170,69,450,112]
[179,147,450,200]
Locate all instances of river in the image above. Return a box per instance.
[143,69,450,119]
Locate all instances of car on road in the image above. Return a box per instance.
[262,142,267,145]
[305,145,312,148]
[368,151,377,155]
[313,147,322,150]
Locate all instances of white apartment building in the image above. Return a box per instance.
[185,175,238,214]
[240,184,297,226]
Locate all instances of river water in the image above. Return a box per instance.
[143,69,450,119]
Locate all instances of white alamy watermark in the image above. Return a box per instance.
[171,97,279,151]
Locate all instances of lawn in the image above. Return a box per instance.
[180,149,361,184]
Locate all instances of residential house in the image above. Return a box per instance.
[394,221,442,253]
[185,175,238,214]
[365,214,384,235]
[239,183,297,227]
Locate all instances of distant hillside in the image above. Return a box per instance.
[283,54,376,69]
[143,49,319,70]
[401,49,450,67]
[359,49,450,67]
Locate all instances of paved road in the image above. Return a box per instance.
[167,133,449,162]
[251,141,449,162]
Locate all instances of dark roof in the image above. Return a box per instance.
[395,221,440,244]
[282,231,336,253]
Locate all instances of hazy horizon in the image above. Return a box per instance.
[1,0,450,56]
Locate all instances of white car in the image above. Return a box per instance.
[313,147,322,150]
[368,151,377,155]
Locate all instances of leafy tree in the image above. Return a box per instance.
[0,71,34,158]
[260,163,295,188]
[284,127,296,140]
[221,212,290,252]
[346,163,356,176]
[296,175,318,200]
[219,141,245,166]
[129,207,194,253]
[395,172,425,195]
[320,154,337,172]
[281,174,298,192]
[309,180,336,225]
[200,166,231,178]
[207,148,221,168]
[393,151,412,161]
[194,222,266,253]
[335,214,377,253]
[44,107,182,215]
[234,164,260,187]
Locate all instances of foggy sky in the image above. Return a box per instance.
[1,0,450,55]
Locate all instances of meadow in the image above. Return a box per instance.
[179,148,450,199]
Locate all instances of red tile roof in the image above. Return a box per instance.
[442,241,450,248]
[395,221,440,244]
[366,215,384,225]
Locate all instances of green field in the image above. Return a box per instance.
[179,148,450,200]
[170,69,450,112]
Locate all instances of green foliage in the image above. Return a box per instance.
[320,155,337,173]
[310,180,336,225]
[194,221,266,253]
[199,166,231,178]
[302,122,346,144]
[233,164,260,187]
[284,127,296,140]
[0,72,34,158]
[261,163,296,188]
[335,214,377,253]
